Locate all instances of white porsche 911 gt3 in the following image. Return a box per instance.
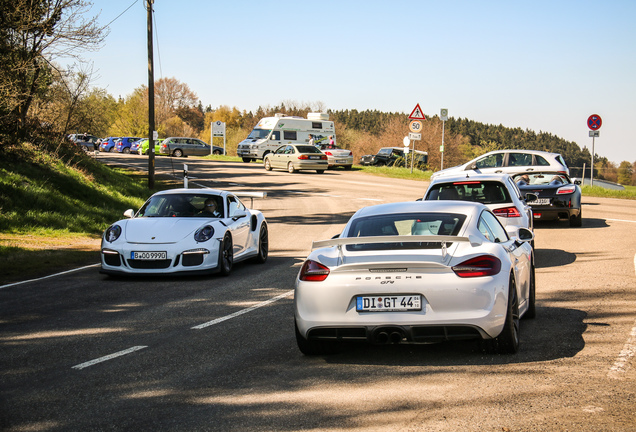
[295,200,535,355]
[100,188,268,276]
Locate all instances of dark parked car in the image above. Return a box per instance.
[68,133,99,152]
[513,172,582,227]
[100,137,121,152]
[359,147,428,168]
[115,137,143,154]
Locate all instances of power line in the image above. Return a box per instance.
[102,0,140,30]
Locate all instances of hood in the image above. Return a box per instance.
[122,218,215,243]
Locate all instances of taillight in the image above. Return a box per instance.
[557,185,576,195]
[452,255,501,278]
[299,260,330,281]
[492,206,522,217]
[348,151,352,156]
[298,155,308,160]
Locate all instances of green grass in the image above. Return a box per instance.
[581,185,636,200]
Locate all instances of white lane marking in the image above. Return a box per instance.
[605,218,636,223]
[192,290,293,330]
[72,346,148,370]
[0,264,100,290]
[608,322,636,379]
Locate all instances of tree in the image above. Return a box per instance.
[617,161,633,185]
[0,0,106,130]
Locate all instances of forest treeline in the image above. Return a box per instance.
[2,0,634,185]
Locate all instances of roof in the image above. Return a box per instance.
[429,172,513,185]
[354,200,486,219]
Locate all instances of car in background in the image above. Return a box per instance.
[423,173,535,232]
[115,137,143,154]
[431,149,569,179]
[359,147,428,168]
[263,144,328,174]
[68,134,99,152]
[158,137,224,157]
[317,143,353,170]
[294,200,535,355]
[131,138,163,155]
[513,172,582,227]
[100,137,121,152]
[100,188,268,276]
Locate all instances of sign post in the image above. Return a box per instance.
[408,105,426,174]
[587,114,602,187]
[440,109,448,170]
[212,121,226,155]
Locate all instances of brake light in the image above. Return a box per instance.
[452,255,501,278]
[299,260,330,281]
[453,181,481,185]
[298,155,308,160]
[492,206,521,217]
[557,185,576,195]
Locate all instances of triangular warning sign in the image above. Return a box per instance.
[408,104,426,120]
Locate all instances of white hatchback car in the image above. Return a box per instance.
[423,173,535,232]
[431,149,569,179]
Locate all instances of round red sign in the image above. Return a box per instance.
[587,114,602,131]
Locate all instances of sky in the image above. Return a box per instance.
[76,0,636,165]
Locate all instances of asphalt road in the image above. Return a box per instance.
[1,154,635,431]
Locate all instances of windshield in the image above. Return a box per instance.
[247,128,271,140]
[137,194,224,218]
[345,213,466,251]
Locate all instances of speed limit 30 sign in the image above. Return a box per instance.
[409,120,422,133]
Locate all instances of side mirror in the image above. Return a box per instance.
[517,227,534,242]
[524,193,538,203]
[123,209,135,218]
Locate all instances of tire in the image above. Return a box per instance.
[242,157,252,163]
[213,149,222,155]
[218,233,233,276]
[295,319,339,355]
[109,147,115,153]
[524,262,536,319]
[123,148,130,154]
[316,170,324,174]
[344,165,352,170]
[173,149,183,158]
[264,159,272,171]
[569,209,582,227]
[287,162,296,173]
[254,223,268,263]
[484,276,520,354]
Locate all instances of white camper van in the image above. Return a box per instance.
[237,113,336,162]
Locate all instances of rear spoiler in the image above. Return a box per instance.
[234,191,267,207]
[312,235,482,250]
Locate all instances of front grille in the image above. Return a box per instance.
[182,254,204,267]
[127,259,172,269]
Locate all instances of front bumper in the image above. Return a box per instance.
[100,244,220,275]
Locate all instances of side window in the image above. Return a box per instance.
[535,155,550,166]
[275,146,285,154]
[481,211,509,243]
[312,122,322,129]
[283,131,297,140]
[478,218,494,241]
[475,153,503,168]
[270,131,280,140]
[508,152,533,167]
[285,145,294,154]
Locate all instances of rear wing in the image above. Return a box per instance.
[312,234,483,265]
[234,191,267,207]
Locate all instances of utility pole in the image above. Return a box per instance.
[147,0,155,189]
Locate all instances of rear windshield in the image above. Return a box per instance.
[295,145,322,153]
[345,213,466,251]
[426,181,511,204]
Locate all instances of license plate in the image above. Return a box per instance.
[356,295,422,312]
[530,198,550,205]
[309,155,320,159]
[131,251,167,260]
[336,160,347,163]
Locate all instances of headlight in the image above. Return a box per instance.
[194,225,215,242]
[104,225,122,242]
